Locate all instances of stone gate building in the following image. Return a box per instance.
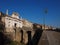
[0,11,34,44]
[0,11,54,44]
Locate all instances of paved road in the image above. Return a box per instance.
[38,31,60,45]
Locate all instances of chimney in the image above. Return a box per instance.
[21,16,22,20]
[6,9,8,15]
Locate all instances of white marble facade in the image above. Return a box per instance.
[5,12,23,29]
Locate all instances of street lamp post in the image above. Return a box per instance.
[43,8,48,30]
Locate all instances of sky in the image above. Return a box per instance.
[0,0,60,28]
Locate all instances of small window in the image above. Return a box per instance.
[9,18,11,20]
[9,22,10,23]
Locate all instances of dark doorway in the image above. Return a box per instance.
[27,31,31,44]
[14,23,17,40]
[20,30,23,43]
[27,29,43,45]
[0,17,1,21]
[14,23,17,27]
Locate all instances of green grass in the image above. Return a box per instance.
[10,41,25,45]
[10,41,19,45]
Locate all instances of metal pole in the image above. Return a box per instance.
[43,14,45,30]
[44,8,48,30]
